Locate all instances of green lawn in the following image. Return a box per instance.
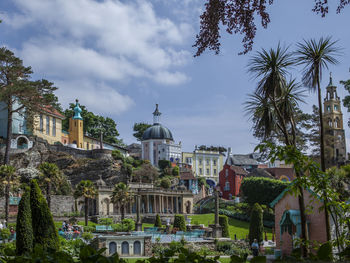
[189,214,272,240]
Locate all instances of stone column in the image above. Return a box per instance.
[175,196,179,214]
[152,195,156,214]
[136,191,142,231]
[212,189,222,238]
[146,195,150,213]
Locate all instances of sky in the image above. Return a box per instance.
[1,0,350,154]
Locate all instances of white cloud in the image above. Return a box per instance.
[55,80,134,116]
[5,0,192,83]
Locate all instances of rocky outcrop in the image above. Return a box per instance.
[4,137,128,187]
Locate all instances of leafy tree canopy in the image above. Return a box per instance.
[194,0,349,56]
[133,122,152,141]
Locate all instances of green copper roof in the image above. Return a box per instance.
[73,99,83,120]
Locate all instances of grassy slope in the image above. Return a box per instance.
[189,214,272,240]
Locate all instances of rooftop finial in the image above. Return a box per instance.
[328,72,333,86]
[73,99,83,120]
[153,104,161,124]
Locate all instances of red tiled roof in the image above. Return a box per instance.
[265,168,295,180]
[229,165,248,175]
[40,105,65,119]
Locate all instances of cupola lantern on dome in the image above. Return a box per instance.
[153,104,161,124]
[73,99,83,120]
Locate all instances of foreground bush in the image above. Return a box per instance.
[173,215,186,231]
[219,215,229,238]
[248,203,263,244]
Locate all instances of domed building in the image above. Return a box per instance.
[141,104,182,166]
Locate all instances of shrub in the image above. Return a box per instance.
[160,178,171,189]
[158,160,171,170]
[240,177,289,205]
[0,228,11,242]
[172,166,179,176]
[112,150,124,161]
[216,241,232,253]
[112,218,135,232]
[16,187,33,255]
[99,218,113,225]
[155,214,162,228]
[81,232,93,241]
[83,226,95,232]
[249,203,263,244]
[173,215,186,231]
[30,180,59,251]
[219,215,229,238]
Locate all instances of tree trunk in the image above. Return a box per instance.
[46,182,51,209]
[121,204,125,220]
[4,99,13,165]
[85,197,89,226]
[317,79,332,241]
[75,199,78,213]
[5,184,9,224]
[100,131,103,149]
[297,185,308,257]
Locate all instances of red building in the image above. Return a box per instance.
[219,164,247,200]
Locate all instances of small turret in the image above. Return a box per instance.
[73,99,83,120]
[153,104,161,124]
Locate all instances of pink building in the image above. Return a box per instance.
[270,188,327,257]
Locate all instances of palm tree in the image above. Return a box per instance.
[246,45,309,257]
[0,165,19,223]
[38,162,62,209]
[295,37,340,242]
[74,180,97,226]
[110,182,134,220]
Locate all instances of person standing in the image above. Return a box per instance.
[251,238,259,257]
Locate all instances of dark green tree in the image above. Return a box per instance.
[133,122,151,141]
[160,178,171,189]
[30,180,59,251]
[16,187,33,255]
[341,79,350,126]
[173,215,186,231]
[154,214,162,228]
[219,215,229,238]
[0,47,57,164]
[249,203,263,245]
[172,166,180,176]
[110,182,133,221]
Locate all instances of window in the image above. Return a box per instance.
[334,105,338,111]
[225,169,228,177]
[186,157,192,164]
[199,159,202,165]
[327,106,331,112]
[109,242,116,255]
[213,160,216,166]
[39,114,43,133]
[328,119,333,127]
[46,116,50,135]
[206,159,209,165]
[224,181,230,191]
[199,168,202,175]
[87,142,89,150]
[206,168,209,174]
[214,169,217,175]
[52,118,56,136]
[121,241,129,255]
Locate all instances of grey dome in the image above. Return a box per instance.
[142,124,173,141]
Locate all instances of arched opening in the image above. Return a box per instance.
[102,198,110,215]
[17,136,29,149]
[109,242,116,255]
[121,241,129,255]
[335,117,340,128]
[186,201,191,214]
[328,119,333,128]
[134,241,141,255]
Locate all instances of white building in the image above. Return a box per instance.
[141,104,181,166]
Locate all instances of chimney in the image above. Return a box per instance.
[227,147,232,156]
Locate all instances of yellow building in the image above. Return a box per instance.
[32,105,65,145]
[182,149,224,184]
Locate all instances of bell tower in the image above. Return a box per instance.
[323,73,347,168]
[69,99,84,149]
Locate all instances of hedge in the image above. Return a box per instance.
[16,187,33,255]
[173,215,186,231]
[219,215,229,237]
[30,180,59,251]
[154,214,162,228]
[240,177,289,205]
[249,203,263,244]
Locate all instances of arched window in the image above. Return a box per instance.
[327,106,331,112]
[122,241,129,255]
[39,114,43,133]
[109,242,116,255]
[224,181,230,191]
[328,119,333,127]
[134,241,141,255]
[335,117,340,128]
